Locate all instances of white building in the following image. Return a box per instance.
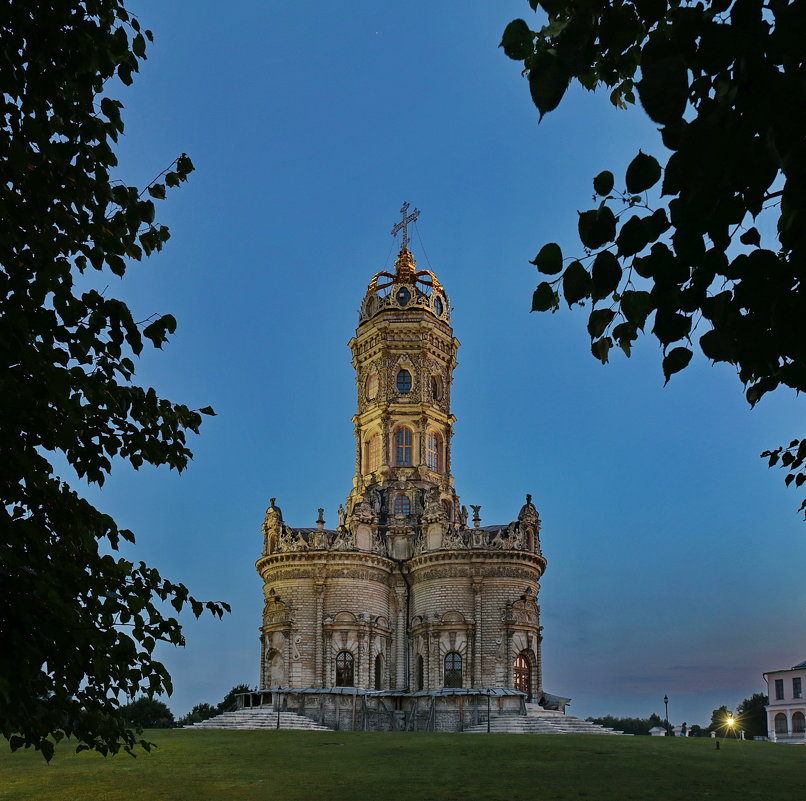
[764,659,806,742]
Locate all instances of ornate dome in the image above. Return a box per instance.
[359,247,450,324]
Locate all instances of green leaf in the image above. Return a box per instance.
[637,49,689,125]
[625,151,662,193]
[578,206,617,249]
[500,19,533,60]
[662,347,693,383]
[562,260,591,305]
[587,308,616,338]
[593,171,614,196]
[591,337,613,364]
[616,215,650,257]
[591,250,622,299]
[739,227,761,246]
[529,51,570,120]
[531,282,558,312]
[530,242,563,274]
[620,290,654,330]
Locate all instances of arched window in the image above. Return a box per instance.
[366,433,380,472]
[774,712,788,734]
[444,652,462,688]
[430,375,442,400]
[335,651,354,687]
[514,652,531,700]
[396,369,412,394]
[417,655,425,691]
[374,654,383,690]
[793,711,805,734]
[395,427,413,466]
[394,494,411,515]
[426,431,441,472]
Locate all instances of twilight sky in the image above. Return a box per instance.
[78,0,806,726]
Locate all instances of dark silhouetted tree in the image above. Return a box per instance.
[501,0,806,516]
[0,1,228,761]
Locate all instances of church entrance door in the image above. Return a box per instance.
[513,653,531,701]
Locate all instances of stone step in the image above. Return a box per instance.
[462,714,627,735]
[187,709,331,731]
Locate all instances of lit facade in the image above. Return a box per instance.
[254,221,560,729]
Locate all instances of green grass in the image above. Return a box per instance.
[1,730,803,801]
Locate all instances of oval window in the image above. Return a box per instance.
[434,296,444,315]
[396,369,412,394]
[396,287,411,306]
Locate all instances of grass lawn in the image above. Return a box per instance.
[1,730,803,801]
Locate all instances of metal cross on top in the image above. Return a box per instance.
[390,201,420,251]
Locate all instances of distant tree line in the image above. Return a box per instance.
[587,693,769,737]
[118,684,254,729]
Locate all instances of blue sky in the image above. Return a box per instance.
[80,0,806,726]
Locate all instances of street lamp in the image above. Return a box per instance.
[664,695,669,735]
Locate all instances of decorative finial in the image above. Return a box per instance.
[471,504,482,528]
[390,201,420,252]
[316,508,325,530]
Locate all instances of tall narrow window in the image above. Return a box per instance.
[335,651,354,687]
[396,369,412,394]
[794,677,802,699]
[775,679,785,700]
[366,433,380,472]
[417,656,424,691]
[426,431,441,471]
[394,494,411,515]
[514,652,531,699]
[374,654,383,690]
[444,652,462,688]
[395,427,413,466]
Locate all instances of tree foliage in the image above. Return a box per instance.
[502,0,806,515]
[119,698,174,729]
[737,692,769,738]
[585,711,668,735]
[0,1,228,760]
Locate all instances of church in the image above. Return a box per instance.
[252,206,566,731]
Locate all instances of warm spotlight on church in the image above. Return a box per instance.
[195,206,621,735]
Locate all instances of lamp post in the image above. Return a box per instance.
[664,694,669,736]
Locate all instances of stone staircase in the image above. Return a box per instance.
[463,713,627,735]
[187,708,331,731]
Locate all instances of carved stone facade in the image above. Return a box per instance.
[255,233,560,729]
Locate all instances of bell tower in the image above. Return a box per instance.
[347,204,460,559]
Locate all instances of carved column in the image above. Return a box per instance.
[368,631,376,690]
[382,414,391,468]
[472,578,483,687]
[355,424,362,479]
[417,416,427,467]
[505,628,514,688]
[394,585,407,689]
[314,580,325,687]
[445,423,454,479]
[430,629,440,689]
[357,629,364,688]
[324,630,332,688]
